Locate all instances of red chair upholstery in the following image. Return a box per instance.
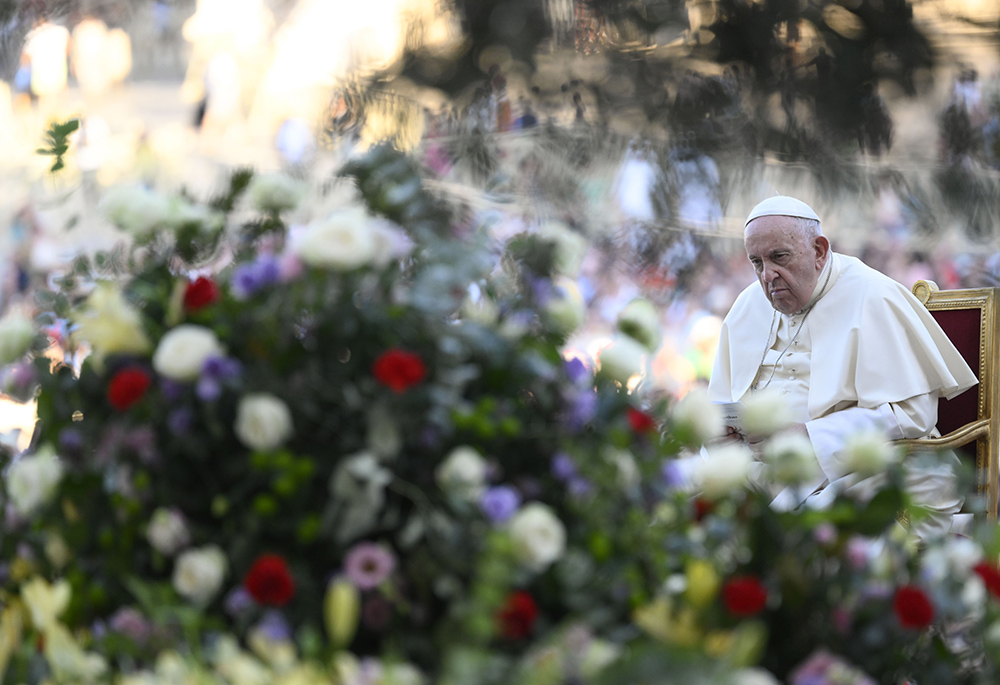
[897,280,1000,520]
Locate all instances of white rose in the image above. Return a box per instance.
[616,298,661,352]
[234,393,294,452]
[962,575,987,619]
[152,324,224,381]
[603,446,639,490]
[598,336,646,385]
[173,545,227,606]
[0,312,35,364]
[730,668,781,685]
[508,502,567,572]
[741,388,794,437]
[293,209,375,271]
[248,172,308,214]
[147,507,191,556]
[163,197,225,234]
[73,282,152,358]
[840,429,898,477]
[435,446,488,500]
[538,221,588,276]
[692,443,753,499]
[922,537,982,584]
[544,279,586,335]
[7,446,64,516]
[98,184,172,238]
[370,218,413,267]
[762,430,820,485]
[672,387,723,445]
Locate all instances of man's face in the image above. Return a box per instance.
[745,216,830,314]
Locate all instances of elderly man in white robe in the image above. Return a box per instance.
[708,195,978,539]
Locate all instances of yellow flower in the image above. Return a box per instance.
[43,623,107,683]
[0,605,24,682]
[324,578,360,650]
[21,576,70,632]
[73,282,152,361]
[685,559,720,609]
[704,630,735,657]
[633,597,702,648]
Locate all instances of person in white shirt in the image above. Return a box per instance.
[708,195,978,539]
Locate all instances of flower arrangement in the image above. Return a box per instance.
[0,144,999,684]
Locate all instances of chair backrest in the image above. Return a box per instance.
[911,280,1000,518]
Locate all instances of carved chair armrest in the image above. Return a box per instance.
[894,418,990,452]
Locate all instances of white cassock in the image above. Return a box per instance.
[709,252,979,538]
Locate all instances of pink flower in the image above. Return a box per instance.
[344,542,396,590]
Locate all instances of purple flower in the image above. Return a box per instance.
[202,356,242,380]
[197,356,241,401]
[109,607,151,643]
[568,476,594,498]
[564,357,589,384]
[160,378,184,401]
[480,486,521,524]
[167,408,194,435]
[58,428,83,454]
[789,649,877,685]
[196,377,221,401]
[231,256,281,299]
[551,453,577,481]
[660,461,684,489]
[813,523,837,546]
[564,390,598,431]
[125,427,158,465]
[224,587,256,616]
[254,610,292,641]
[344,542,396,590]
[530,277,553,305]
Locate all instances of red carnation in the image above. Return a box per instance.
[975,562,1000,598]
[107,367,152,411]
[722,575,768,617]
[893,585,934,629]
[183,277,219,312]
[693,497,715,522]
[244,554,296,607]
[372,349,427,393]
[627,407,657,433]
[496,590,539,640]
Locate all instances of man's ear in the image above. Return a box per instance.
[814,235,830,265]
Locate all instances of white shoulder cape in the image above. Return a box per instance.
[708,253,978,419]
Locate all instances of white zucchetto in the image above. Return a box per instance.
[745,195,821,227]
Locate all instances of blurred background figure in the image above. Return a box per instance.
[71,15,112,96]
[20,14,70,113]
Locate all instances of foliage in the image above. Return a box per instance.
[1,146,1000,684]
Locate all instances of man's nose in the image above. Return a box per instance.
[762,265,778,283]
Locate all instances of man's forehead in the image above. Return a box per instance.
[744,217,807,252]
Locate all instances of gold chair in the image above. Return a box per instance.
[896,280,1000,520]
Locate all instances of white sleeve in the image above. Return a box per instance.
[804,393,939,482]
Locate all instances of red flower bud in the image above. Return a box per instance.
[244,554,296,607]
[184,277,219,312]
[627,407,656,433]
[107,367,152,411]
[893,585,934,629]
[975,562,1000,599]
[496,590,539,640]
[372,349,427,393]
[722,575,768,616]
